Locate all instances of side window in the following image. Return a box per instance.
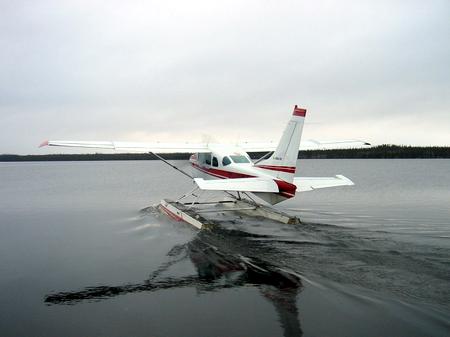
[198,153,212,166]
[222,156,231,166]
[212,157,218,167]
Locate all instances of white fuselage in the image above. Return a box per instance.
[190,145,273,180]
[189,144,298,202]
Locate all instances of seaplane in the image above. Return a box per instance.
[40,105,369,227]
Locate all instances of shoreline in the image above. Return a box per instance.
[1,145,449,161]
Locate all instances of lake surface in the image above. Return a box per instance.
[0,159,449,337]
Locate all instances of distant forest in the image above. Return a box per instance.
[298,145,450,159]
[1,145,449,162]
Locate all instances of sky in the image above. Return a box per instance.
[1,0,449,154]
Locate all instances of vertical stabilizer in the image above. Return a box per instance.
[255,105,306,183]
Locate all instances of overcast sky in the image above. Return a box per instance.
[1,0,449,154]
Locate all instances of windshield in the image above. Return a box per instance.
[230,155,250,164]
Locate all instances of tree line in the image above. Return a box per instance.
[1,145,449,162]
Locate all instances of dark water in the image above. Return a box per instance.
[0,159,449,337]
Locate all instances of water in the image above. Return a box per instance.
[0,159,449,337]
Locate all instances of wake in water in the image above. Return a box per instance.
[45,207,450,336]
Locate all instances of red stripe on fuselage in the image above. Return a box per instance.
[255,165,296,173]
[191,163,297,199]
[191,162,255,179]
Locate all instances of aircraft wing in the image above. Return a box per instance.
[40,138,369,153]
[194,178,279,193]
[40,140,211,153]
[293,175,354,192]
[239,139,371,152]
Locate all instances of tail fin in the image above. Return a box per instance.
[255,105,306,183]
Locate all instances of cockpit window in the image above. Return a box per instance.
[230,155,250,164]
[212,156,218,167]
[222,156,231,166]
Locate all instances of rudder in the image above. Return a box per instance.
[255,105,306,183]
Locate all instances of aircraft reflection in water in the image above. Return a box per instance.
[45,222,303,337]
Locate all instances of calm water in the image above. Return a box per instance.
[0,159,449,337]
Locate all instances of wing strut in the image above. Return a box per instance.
[253,151,274,165]
[150,152,193,179]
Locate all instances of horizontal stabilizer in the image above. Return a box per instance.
[294,175,354,192]
[194,178,279,193]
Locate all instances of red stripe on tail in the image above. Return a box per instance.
[293,105,306,117]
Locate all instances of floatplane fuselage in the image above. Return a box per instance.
[188,144,298,204]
